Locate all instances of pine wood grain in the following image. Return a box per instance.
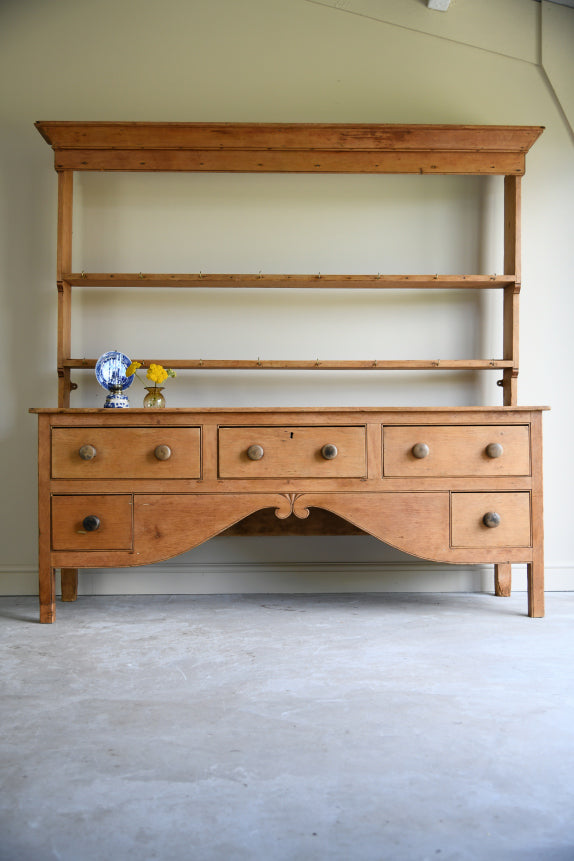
[383,425,530,478]
[32,120,547,621]
[65,273,517,289]
[451,492,531,549]
[218,426,366,479]
[52,495,133,551]
[62,358,515,373]
[52,427,201,479]
[494,562,512,597]
[36,122,544,175]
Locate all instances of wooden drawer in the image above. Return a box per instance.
[383,425,530,477]
[51,427,201,479]
[218,426,366,478]
[52,494,133,550]
[451,492,531,548]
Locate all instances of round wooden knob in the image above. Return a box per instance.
[412,443,430,459]
[79,444,97,461]
[483,512,501,529]
[154,444,172,461]
[485,443,503,459]
[82,515,101,532]
[247,444,264,461]
[321,444,338,460]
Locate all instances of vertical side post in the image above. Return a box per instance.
[495,175,522,596]
[57,170,73,408]
[56,170,79,602]
[502,174,521,407]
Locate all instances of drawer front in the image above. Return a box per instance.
[52,427,201,479]
[383,425,530,477]
[218,426,366,478]
[451,492,531,548]
[52,495,133,550]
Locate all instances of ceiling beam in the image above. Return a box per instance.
[536,0,574,8]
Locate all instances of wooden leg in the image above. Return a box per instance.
[527,551,545,618]
[61,568,78,601]
[494,562,511,597]
[528,412,545,617]
[39,564,56,624]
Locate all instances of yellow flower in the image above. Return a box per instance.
[146,363,169,385]
[127,361,175,387]
[126,361,142,377]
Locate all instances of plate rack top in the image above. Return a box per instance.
[35,121,544,175]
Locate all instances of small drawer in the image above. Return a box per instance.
[383,425,530,477]
[52,427,201,479]
[52,494,133,550]
[218,426,366,479]
[451,492,531,548]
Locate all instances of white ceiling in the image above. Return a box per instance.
[433,0,574,7]
[437,0,574,7]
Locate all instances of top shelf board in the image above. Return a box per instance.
[35,122,544,175]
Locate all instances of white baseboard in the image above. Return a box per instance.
[1,562,572,596]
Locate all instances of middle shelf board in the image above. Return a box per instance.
[63,273,517,289]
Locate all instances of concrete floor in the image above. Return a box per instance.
[1,593,574,861]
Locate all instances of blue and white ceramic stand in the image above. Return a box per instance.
[95,351,134,408]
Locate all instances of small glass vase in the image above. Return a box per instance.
[143,386,165,408]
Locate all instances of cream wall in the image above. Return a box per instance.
[1,0,572,596]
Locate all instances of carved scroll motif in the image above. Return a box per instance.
[274,493,311,520]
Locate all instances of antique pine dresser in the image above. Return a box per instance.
[31,122,547,622]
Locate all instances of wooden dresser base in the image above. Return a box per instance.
[32,406,546,622]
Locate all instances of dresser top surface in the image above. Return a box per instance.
[30,406,550,415]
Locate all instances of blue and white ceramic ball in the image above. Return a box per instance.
[95,351,134,408]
